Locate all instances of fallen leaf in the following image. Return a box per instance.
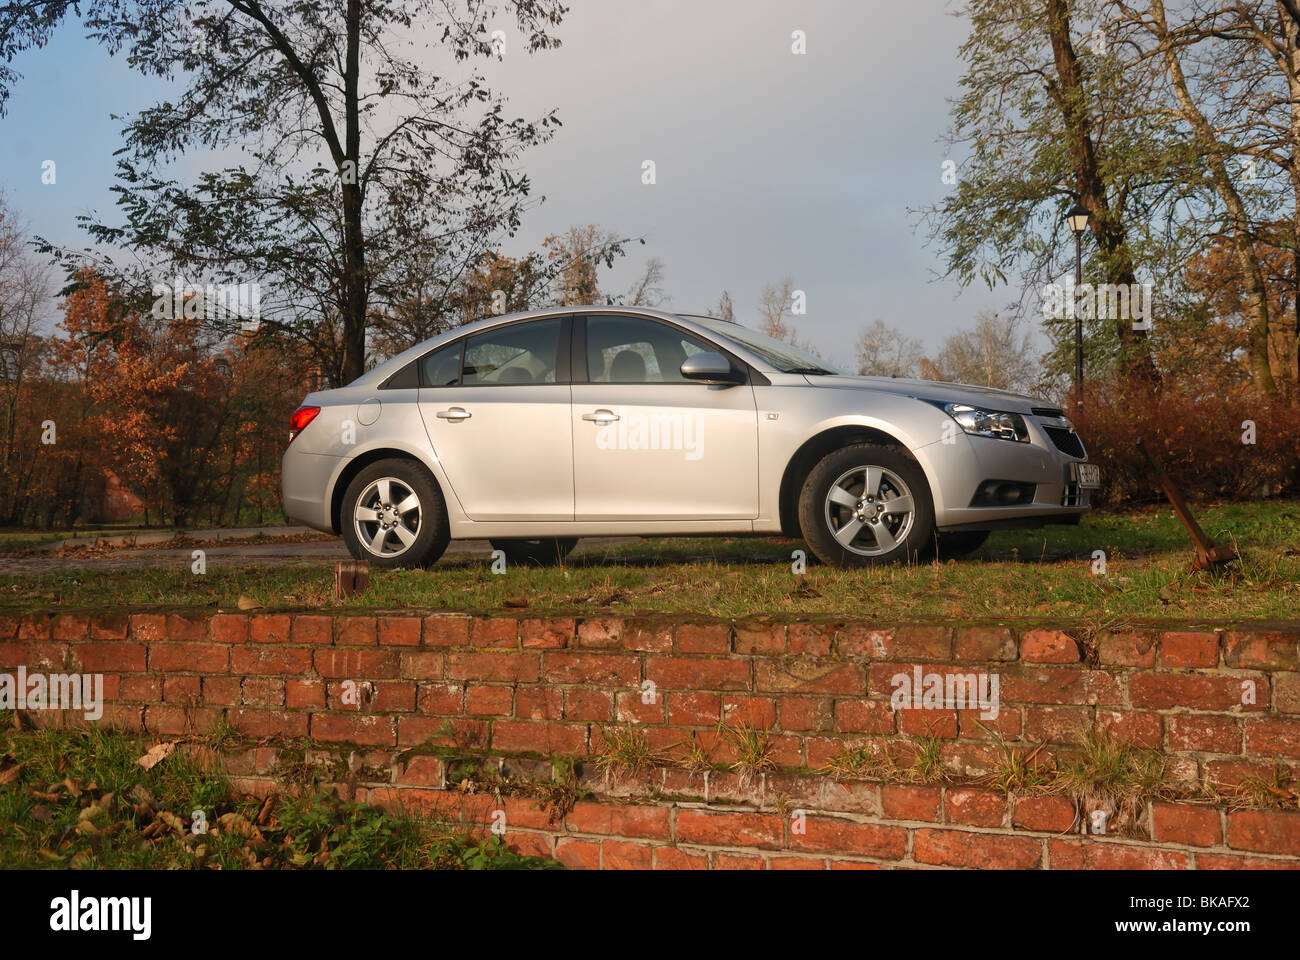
[237,595,265,611]
[137,742,177,771]
[0,764,22,785]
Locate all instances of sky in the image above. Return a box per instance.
[0,0,1010,368]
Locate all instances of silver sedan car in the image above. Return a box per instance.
[281,306,1097,568]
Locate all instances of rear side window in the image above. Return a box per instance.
[421,341,463,387]
[463,317,561,385]
[380,359,420,390]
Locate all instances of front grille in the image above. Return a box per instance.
[1044,426,1086,459]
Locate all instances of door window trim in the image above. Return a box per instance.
[412,315,573,388]
[575,313,753,386]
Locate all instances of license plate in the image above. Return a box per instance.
[1075,463,1101,489]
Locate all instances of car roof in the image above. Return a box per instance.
[354,306,768,386]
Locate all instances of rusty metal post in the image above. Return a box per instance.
[1135,437,1238,570]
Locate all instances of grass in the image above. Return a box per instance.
[0,721,559,869]
[2,500,1297,620]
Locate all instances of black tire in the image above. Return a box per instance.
[489,537,579,567]
[340,459,450,569]
[932,530,991,559]
[797,443,934,567]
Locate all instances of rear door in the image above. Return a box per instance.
[570,314,759,520]
[417,316,574,520]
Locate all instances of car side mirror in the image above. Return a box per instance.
[680,352,744,385]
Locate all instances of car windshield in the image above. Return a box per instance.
[690,316,842,374]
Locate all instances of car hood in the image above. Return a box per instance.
[804,375,1049,414]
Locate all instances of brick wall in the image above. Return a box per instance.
[2,610,1298,869]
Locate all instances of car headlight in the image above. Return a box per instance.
[934,402,1029,442]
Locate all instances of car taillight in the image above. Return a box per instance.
[288,405,320,443]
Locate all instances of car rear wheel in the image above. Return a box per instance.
[489,537,579,567]
[341,459,450,568]
[797,443,934,567]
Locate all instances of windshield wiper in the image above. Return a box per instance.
[785,366,834,375]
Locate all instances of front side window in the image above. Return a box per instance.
[586,315,719,384]
[463,317,561,385]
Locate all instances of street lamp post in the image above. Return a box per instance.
[1066,203,1091,397]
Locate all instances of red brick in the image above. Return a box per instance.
[1275,673,1300,713]
[396,755,443,787]
[554,838,601,870]
[1020,629,1078,664]
[1097,710,1162,749]
[668,692,721,726]
[377,616,421,647]
[1047,839,1187,869]
[1098,631,1157,667]
[566,801,672,840]
[241,676,285,706]
[756,660,863,695]
[559,688,609,722]
[230,708,309,738]
[465,685,514,716]
[999,666,1122,705]
[51,615,89,641]
[720,695,777,729]
[0,614,19,638]
[621,619,675,653]
[492,720,587,754]
[654,846,708,869]
[1012,795,1077,832]
[18,614,52,640]
[712,853,764,869]
[616,689,664,724]
[1128,673,1267,711]
[369,681,416,712]
[516,687,562,720]
[1168,714,1240,754]
[144,705,223,736]
[955,626,1017,661]
[957,707,1021,740]
[834,625,890,659]
[789,817,907,859]
[780,697,833,732]
[676,809,783,850]
[945,786,1006,827]
[120,675,164,702]
[892,625,953,660]
[1245,718,1300,759]
[163,676,200,702]
[544,652,639,686]
[648,657,748,691]
[1023,706,1090,745]
[164,614,206,641]
[1227,806,1300,853]
[576,618,622,649]
[73,642,147,673]
[677,622,731,655]
[471,617,517,649]
[397,715,488,748]
[1223,631,1298,670]
[785,623,832,656]
[311,712,396,746]
[602,840,652,869]
[208,614,248,644]
[90,615,130,640]
[915,828,1042,868]
[768,855,826,870]
[399,651,443,680]
[232,646,312,676]
[1150,802,1221,847]
[1195,853,1300,869]
[418,682,463,716]
[249,614,292,644]
[150,642,228,673]
[286,678,326,709]
[734,621,785,655]
[287,615,331,645]
[336,617,378,646]
[446,652,538,683]
[836,699,895,734]
[898,708,958,738]
[520,617,574,649]
[199,676,239,705]
[423,614,471,647]
[314,648,399,679]
[882,784,942,822]
[1160,631,1219,668]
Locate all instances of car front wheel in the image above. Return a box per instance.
[341,459,450,568]
[797,443,934,567]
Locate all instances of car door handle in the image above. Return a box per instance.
[435,407,472,421]
[582,409,620,424]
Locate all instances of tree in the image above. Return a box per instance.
[854,321,924,378]
[3,0,572,385]
[919,312,1040,392]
